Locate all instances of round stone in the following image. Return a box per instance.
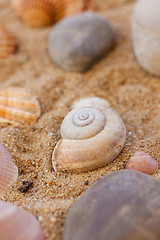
[48,12,115,72]
[63,170,160,240]
[132,0,160,76]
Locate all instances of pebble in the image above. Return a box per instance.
[84,180,89,185]
[48,12,115,72]
[126,151,158,175]
[63,170,160,240]
[132,0,160,76]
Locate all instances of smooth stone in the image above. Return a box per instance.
[48,12,115,72]
[132,0,160,76]
[126,151,158,175]
[63,170,160,240]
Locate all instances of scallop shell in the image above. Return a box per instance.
[0,200,44,240]
[12,0,65,27]
[0,143,18,196]
[65,0,89,17]
[12,0,89,27]
[126,151,158,175]
[0,28,17,58]
[52,97,126,173]
[0,87,41,124]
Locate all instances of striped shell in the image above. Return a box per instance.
[12,0,89,27]
[0,143,18,196]
[0,88,41,124]
[126,151,158,175]
[65,0,89,17]
[0,28,17,58]
[0,201,44,240]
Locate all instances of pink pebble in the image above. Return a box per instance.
[125,151,158,175]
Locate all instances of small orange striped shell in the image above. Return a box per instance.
[12,0,89,27]
[0,28,17,58]
[0,143,18,196]
[0,88,41,124]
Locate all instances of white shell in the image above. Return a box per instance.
[73,97,110,111]
[61,107,106,140]
[132,0,160,76]
[0,143,18,196]
[52,97,126,173]
[0,201,44,240]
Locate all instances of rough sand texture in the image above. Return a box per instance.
[0,0,160,239]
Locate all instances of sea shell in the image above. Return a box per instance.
[132,0,160,76]
[0,143,18,196]
[12,0,88,27]
[52,97,126,173]
[125,151,158,175]
[12,0,65,27]
[0,87,41,124]
[65,0,89,17]
[73,97,110,111]
[0,27,17,58]
[63,170,160,240]
[0,200,44,240]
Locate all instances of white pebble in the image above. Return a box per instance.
[132,0,160,76]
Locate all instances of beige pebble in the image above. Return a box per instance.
[126,151,158,175]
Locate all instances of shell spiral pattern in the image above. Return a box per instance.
[0,87,41,124]
[0,201,44,240]
[0,28,17,58]
[61,107,106,140]
[0,143,18,196]
[52,97,126,173]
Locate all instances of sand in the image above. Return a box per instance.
[0,0,160,239]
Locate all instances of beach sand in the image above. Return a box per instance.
[0,0,160,239]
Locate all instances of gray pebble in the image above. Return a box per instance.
[48,12,115,72]
[63,170,160,240]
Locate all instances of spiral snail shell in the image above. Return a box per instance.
[52,97,126,173]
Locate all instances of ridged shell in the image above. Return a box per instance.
[0,28,17,58]
[65,0,89,17]
[52,97,126,173]
[12,0,89,27]
[126,151,158,175]
[0,201,44,240]
[0,143,18,196]
[0,88,41,124]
